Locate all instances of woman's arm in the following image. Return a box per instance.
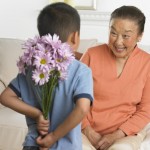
[119,72,150,135]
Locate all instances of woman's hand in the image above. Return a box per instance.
[97,129,126,150]
[97,133,116,150]
[82,126,102,148]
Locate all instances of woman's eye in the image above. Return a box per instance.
[111,32,117,36]
[123,35,130,39]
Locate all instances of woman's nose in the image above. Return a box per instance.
[115,36,123,45]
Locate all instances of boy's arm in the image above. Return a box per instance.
[36,98,91,148]
[0,87,42,120]
[0,87,49,135]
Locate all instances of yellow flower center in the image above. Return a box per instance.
[40,59,46,64]
[39,73,45,79]
[57,58,63,62]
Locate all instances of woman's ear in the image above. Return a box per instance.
[137,32,143,42]
[67,31,80,51]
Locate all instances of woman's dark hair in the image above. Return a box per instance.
[110,5,145,34]
[37,2,80,42]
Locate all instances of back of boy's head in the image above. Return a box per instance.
[37,2,80,42]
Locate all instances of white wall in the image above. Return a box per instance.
[0,0,150,46]
[0,0,47,40]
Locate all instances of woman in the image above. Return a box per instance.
[81,5,150,150]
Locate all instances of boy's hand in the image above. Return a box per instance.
[36,132,57,148]
[36,114,49,136]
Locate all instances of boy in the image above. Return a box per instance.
[0,2,93,150]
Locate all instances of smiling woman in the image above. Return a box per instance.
[81,5,150,150]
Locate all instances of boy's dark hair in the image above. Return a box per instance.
[37,2,80,42]
[110,5,145,34]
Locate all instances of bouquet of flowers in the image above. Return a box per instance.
[17,34,75,119]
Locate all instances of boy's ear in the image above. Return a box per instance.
[67,31,80,50]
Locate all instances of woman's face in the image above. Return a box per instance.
[108,18,143,59]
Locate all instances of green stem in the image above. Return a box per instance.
[42,73,58,119]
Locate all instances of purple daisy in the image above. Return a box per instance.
[32,69,49,86]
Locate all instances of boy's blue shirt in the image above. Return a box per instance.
[9,59,93,150]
